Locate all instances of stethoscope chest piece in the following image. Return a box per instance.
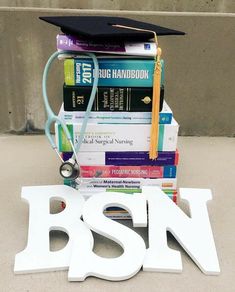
[59,159,80,180]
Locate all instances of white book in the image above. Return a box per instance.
[55,117,179,152]
[58,100,173,124]
[75,177,177,193]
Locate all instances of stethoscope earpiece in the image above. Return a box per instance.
[59,159,80,180]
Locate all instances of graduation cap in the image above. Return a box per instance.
[39,16,185,41]
[40,16,185,159]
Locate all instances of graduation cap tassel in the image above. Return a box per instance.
[149,47,162,160]
[112,24,161,159]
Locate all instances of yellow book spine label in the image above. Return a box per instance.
[64,59,75,86]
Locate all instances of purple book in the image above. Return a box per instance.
[62,150,179,166]
[56,34,157,57]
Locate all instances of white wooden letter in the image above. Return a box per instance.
[14,185,93,273]
[143,186,220,275]
[68,192,147,281]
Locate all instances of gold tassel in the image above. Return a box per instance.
[112,24,161,159]
[149,47,162,159]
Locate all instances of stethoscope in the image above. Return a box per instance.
[42,51,99,180]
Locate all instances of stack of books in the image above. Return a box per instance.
[55,34,179,219]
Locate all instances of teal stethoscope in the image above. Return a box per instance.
[42,51,99,180]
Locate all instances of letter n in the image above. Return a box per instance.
[143,186,220,275]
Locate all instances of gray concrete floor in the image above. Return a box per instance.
[0,135,234,292]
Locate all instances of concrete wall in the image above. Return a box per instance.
[0,1,235,13]
[0,8,235,136]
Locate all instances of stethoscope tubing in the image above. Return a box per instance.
[42,50,99,164]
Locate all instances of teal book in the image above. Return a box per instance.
[64,58,164,87]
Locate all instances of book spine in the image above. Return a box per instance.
[62,150,179,166]
[55,120,179,152]
[64,179,177,202]
[63,85,164,112]
[104,191,177,210]
[104,189,178,219]
[57,34,157,57]
[74,177,177,190]
[79,165,176,178]
[104,213,131,220]
[60,100,172,124]
[105,150,179,166]
[106,189,177,203]
[103,188,177,219]
[64,58,164,87]
[61,112,171,124]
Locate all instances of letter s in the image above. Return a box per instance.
[68,192,147,281]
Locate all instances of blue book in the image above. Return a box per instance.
[64,57,164,87]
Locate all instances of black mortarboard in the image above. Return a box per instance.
[39,16,185,41]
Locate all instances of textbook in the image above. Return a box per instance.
[72,186,177,203]
[63,84,164,112]
[73,177,177,191]
[103,190,177,219]
[57,34,157,57]
[61,183,177,219]
[64,179,177,199]
[77,165,176,179]
[103,189,177,219]
[62,149,179,166]
[64,58,164,87]
[55,118,179,152]
[59,100,173,124]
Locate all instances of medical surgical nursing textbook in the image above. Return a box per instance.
[55,118,179,153]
